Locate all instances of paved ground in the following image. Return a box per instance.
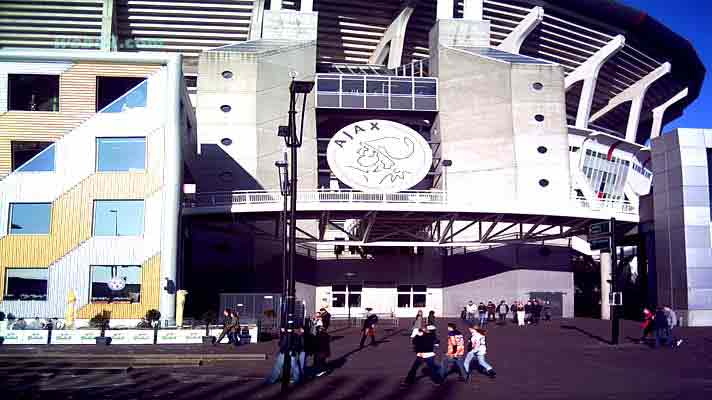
[1,318,711,399]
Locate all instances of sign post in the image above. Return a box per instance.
[589,218,619,345]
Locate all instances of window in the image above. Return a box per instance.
[4,269,48,300]
[11,141,55,172]
[331,284,361,308]
[534,114,545,122]
[221,71,233,79]
[9,203,51,234]
[397,285,427,308]
[532,82,544,91]
[8,74,59,111]
[96,77,146,111]
[220,105,232,113]
[96,137,146,172]
[90,265,141,303]
[93,200,144,236]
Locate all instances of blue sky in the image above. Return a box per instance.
[621,0,711,131]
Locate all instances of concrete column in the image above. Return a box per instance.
[565,35,625,130]
[497,7,543,54]
[249,0,266,40]
[271,0,282,10]
[462,0,483,20]
[650,88,688,139]
[159,54,184,325]
[437,0,454,19]
[301,0,313,12]
[100,0,117,51]
[600,251,612,320]
[369,6,416,68]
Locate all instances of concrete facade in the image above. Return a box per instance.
[651,129,712,326]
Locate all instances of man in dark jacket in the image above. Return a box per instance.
[265,328,301,384]
[496,301,509,325]
[477,302,488,327]
[653,307,670,348]
[319,308,331,331]
[215,308,238,345]
[359,308,378,348]
[533,300,542,325]
[405,327,442,385]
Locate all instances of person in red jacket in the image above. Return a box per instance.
[640,308,654,343]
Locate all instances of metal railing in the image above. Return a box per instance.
[185,189,637,215]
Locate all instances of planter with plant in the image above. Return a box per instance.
[90,311,112,345]
[201,310,217,344]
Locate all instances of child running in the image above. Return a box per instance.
[464,324,496,380]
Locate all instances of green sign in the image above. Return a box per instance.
[590,237,611,251]
[589,221,611,236]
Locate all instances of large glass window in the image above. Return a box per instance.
[4,269,48,301]
[397,285,427,308]
[93,200,144,236]
[11,141,55,172]
[331,284,361,308]
[96,77,146,112]
[90,265,141,303]
[9,203,51,234]
[8,74,60,111]
[96,137,146,172]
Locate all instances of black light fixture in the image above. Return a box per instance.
[275,155,289,196]
[274,152,289,337]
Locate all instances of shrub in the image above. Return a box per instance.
[145,309,161,324]
[89,311,111,336]
[0,311,5,321]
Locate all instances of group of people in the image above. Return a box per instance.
[214,308,241,345]
[641,306,683,348]
[405,321,496,385]
[461,299,551,327]
[266,308,333,384]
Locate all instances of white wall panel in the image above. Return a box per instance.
[0,72,7,112]
[0,61,73,76]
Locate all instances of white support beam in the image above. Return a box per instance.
[270,0,282,10]
[565,35,625,130]
[651,87,689,139]
[462,0,484,21]
[368,6,416,68]
[437,0,454,19]
[100,0,117,51]
[496,6,544,54]
[590,62,672,142]
[248,0,266,40]
[301,0,313,12]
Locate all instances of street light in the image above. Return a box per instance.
[345,272,357,327]
[109,209,119,236]
[279,76,314,393]
[442,159,453,196]
[275,153,289,331]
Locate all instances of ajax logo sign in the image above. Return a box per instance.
[327,120,432,193]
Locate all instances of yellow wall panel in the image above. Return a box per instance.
[77,254,161,320]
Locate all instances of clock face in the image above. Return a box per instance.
[107,276,126,291]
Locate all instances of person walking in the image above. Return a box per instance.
[411,310,425,337]
[524,301,533,325]
[653,307,670,348]
[516,302,525,327]
[215,308,238,345]
[543,300,552,321]
[663,305,683,347]
[313,327,331,377]
[496,300,509,325]
[532,299,542,325]
[460,307,468,322]
[441,323,468,382]
[359,308,378,348]
[510,301,518,324]
[464,325,496,380]
[319,308,331,331]
[466,301,477,323]
[477,302,488,327]
[427,310,437,327]
[640,308,654,343]
[404,327,442,385]
[265,328,301,384]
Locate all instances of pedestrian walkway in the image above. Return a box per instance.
[1,318,711,399]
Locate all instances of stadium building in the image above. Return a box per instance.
[0,1,708,326]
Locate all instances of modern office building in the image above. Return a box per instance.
[0,1,707,325]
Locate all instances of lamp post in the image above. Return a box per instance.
[345,272,357,327]
[278,76,314,392]
[442,159,453,197]
[109,209,118,236]
[275,154,289,330]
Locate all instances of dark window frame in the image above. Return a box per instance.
[4,268,49,301]
[89,264,142,303]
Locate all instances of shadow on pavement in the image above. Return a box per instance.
[561,324,612,345]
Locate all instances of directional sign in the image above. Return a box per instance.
[589,237,611,251]
[589,221,611,237]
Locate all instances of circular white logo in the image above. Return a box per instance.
[107,276,126,291]
[327,120,432,193]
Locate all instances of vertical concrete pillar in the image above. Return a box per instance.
[101,0,117,51]
[301,0,313,12]
[600,251,612,320]
[271,0,283,10]
[462,0,483,21]
[437,0,454,19]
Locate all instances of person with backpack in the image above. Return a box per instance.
[464,324,496,380]
[359,308,378,348]
[653,307,670,348]
[441,323,468,382]
[496,300,509,325]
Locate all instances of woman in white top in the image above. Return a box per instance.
[464,325,496,379]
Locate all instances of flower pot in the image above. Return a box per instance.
[202,336,215,345]
[95,336,112,345]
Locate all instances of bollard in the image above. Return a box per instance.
[153,323,159,344]
[46,319,54,344]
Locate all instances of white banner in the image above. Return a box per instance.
[1,330,49,345]
[2,327,258,344]
[51,330,101,345]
